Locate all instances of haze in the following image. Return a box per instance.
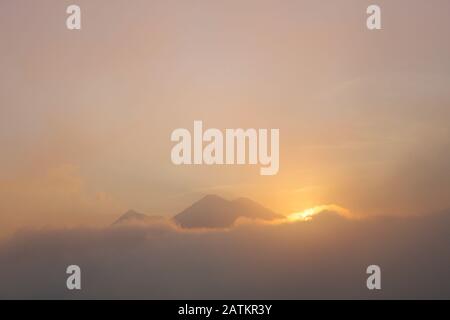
[0,0,449,256]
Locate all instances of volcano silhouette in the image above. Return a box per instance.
[173,194,283,229]
[113,210,162,225]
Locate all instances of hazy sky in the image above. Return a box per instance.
[1,0,450,235]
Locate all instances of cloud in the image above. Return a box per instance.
[1,209,450,299]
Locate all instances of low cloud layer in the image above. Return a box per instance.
[1,209,450,299]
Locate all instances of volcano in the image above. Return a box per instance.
[173,194,283,229]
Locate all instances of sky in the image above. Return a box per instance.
[1,0,450,237]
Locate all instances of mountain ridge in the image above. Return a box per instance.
[113,195,283,229]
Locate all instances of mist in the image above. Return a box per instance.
[1,210,449,299]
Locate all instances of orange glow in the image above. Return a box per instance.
[287,205,351,222]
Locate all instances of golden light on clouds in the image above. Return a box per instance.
[286,205,351,222]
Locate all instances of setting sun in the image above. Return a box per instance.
[287,205,351,222]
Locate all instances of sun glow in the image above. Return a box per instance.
[287,205,351,222]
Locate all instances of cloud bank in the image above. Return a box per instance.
[1,208,450,299]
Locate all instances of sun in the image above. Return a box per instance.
[287,207,323,222]
[286,205,351,222]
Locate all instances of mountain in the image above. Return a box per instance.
[113,210,162,225]
[173,195,283,229]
